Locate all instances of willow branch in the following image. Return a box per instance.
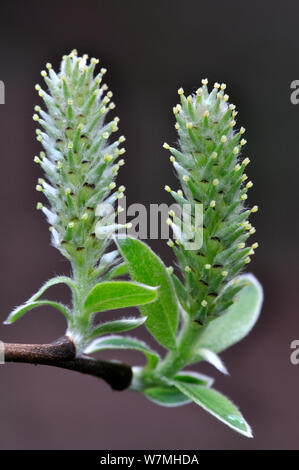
[3,336,132,391]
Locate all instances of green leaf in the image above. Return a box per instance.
[27,276,74,302]
[172,382,253,437]
[144,386,192,407]
[84,335,160,369]
[4,300,71,324]
[174,371,214,387]
[88,317,146,339]
[102,263,128,280]
[196,274,263,354]
[144,371,213,408]
[84,281,158,315]
[116,236,179,350]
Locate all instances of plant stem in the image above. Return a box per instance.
[157,318,204,378]
[3,336,132,391]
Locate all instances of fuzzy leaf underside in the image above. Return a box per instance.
[195,273,263,355]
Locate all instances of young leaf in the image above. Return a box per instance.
[144,370,214,407]
[174,370,214,387]
[4,300,71,324]
[102,263,129,281]
[83,281,158,315]
[196,274,263,354]
[144,371,214,408]
[88,317,146,339]
[116,236,179,350]
[144,386,192,407]
[196,348,229,375]
[172,382,253,437]
[84,335,160,369]
[27,276,74,302]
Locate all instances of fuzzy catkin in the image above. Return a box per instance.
[33,50,126,278]
[164,80,258,324]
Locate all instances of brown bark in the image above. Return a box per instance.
[4,336,132,391]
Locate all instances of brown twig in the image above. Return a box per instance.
[3,336,132,391]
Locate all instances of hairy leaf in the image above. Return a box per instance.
[196,274,263,354]
[84,281,158,315]
[116,237,179,350]
[84,335,160,369]
[172,381,253,437]
[4,300,71,324]
[88,317,146,339]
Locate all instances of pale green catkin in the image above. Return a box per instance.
[163,80,258,324]
[33,50,127,282]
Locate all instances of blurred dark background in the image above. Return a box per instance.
[0,0,298,450]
